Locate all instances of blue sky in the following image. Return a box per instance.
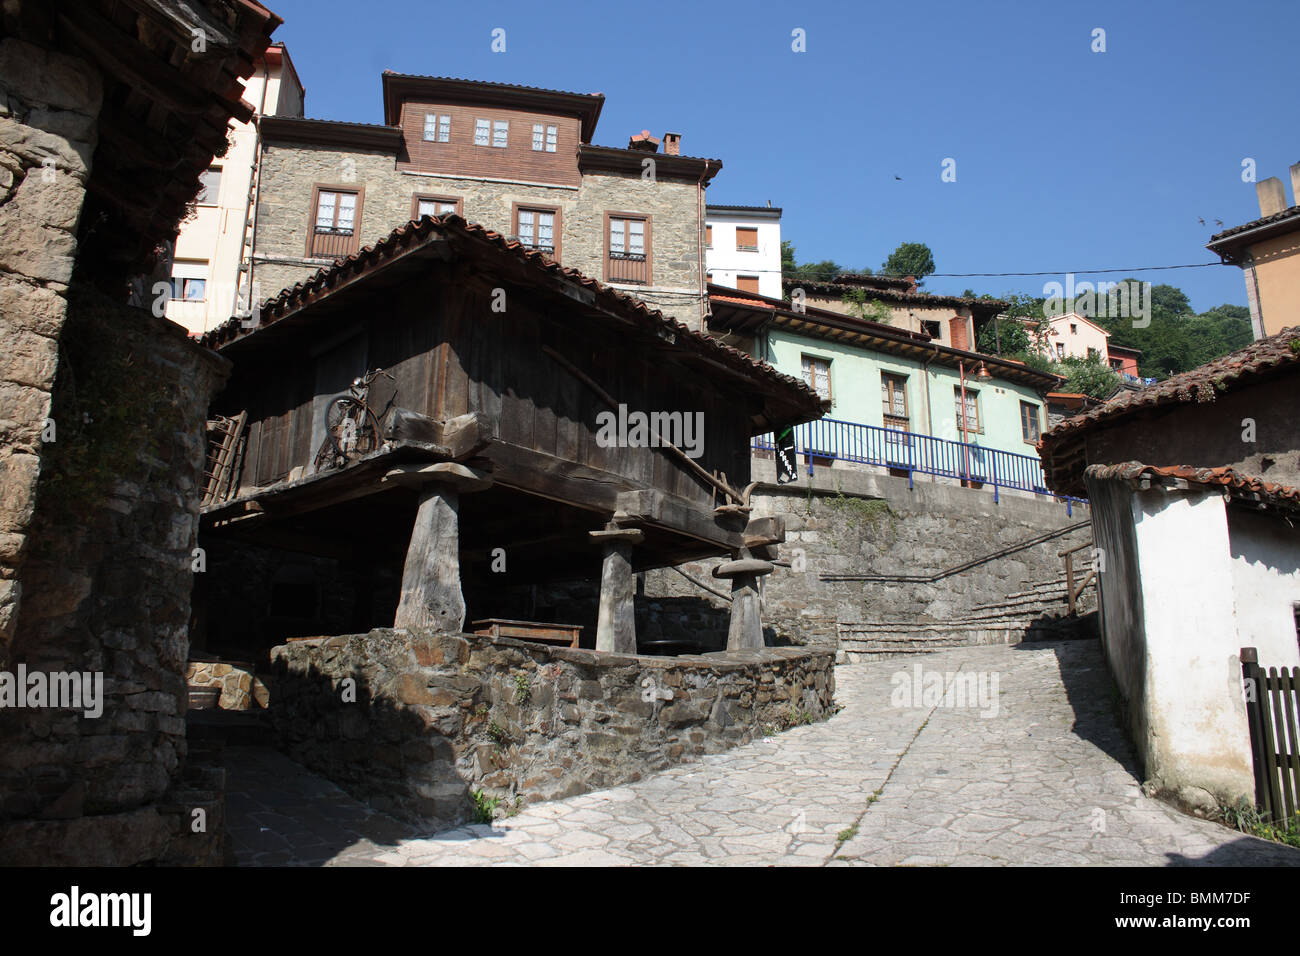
[268,0,1295,312]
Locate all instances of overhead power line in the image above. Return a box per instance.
[929,263,1224,277]
[711,262,1226,279]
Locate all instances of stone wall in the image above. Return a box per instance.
[0,38,102,651]
[270,628,835,827]
[187,660,269,711]
[0,285,229,865]
[251,140,705,326]
[644,461,1094,649]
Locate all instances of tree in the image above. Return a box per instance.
[1057,355,1121,399]
[881,242,935,285]
[975,316,1031,356]
[781,240,796,276]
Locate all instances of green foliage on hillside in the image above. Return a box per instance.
[783,242,1253,381]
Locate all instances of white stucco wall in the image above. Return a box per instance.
[1227,508,1300,664]
[1130,489,1254,800]
[705,210,781,299]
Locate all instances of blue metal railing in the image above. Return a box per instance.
[753,417,1088,512]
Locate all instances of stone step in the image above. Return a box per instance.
[838,621,1025,660]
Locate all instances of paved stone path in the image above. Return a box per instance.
[224,639,1300,866]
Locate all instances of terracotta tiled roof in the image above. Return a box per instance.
[779,276,1008,312]
[1209,205,1300,243]
[1041,324,1300,444]
[1084,462,1300,512]
[202,214,827,420]
[379,71,602,101]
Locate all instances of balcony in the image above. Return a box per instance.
[753,417,1087,510]
[607,251,648,285]
[310,226,356,260]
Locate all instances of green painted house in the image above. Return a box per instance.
[707,284,1063,493]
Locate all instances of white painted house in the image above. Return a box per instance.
[705,204,782,300]
[1040,327,1300,808]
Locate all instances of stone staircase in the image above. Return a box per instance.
[837,569,1098,662]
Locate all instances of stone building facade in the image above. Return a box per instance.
[0,38,102,652]
[0,0,279,865]
[249,75,719,328]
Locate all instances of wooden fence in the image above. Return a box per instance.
[1241,646,1300,824]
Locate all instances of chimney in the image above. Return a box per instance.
[662,132,681,156]
[1290,162,1300,210]
[1257,177,1287,217]
[628,130,659,152]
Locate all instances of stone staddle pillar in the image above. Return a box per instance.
[713,551,775,650]
[394,463,491,633]
[590,524,644,654]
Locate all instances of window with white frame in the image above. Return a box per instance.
[196,166,222,204]
[423,113,450,142]
[492,120,508,148]
[532,123,557,152]
[474,118,490,146]
[170,260,209,302]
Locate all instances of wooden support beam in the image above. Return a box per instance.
[486,440,748,550]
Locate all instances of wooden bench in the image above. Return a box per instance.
[471,618,582,649]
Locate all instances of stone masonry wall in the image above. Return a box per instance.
[0,285,229,865]
[643,461,1094,649]
[251,141,705,326]
[270,628,835,828]
[0,39,102,652]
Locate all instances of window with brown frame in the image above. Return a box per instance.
[705,224,712,248]
[1020,401,1041,444]
[514,204,559,258]
[881,373,909,430]
[954,385,982,435]
[802,355,831,402]
[412,194,461,220]
[735,226,758,252]
[735,275,760,294]
[606,214,650,284]
[309,186,362,259]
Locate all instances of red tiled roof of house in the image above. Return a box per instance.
[1209,205,1300,243]
[201,214,828,421]
[1084,462,1300,512]
[1041,325,1300,445]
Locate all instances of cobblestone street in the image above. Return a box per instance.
[225,639,1300,866]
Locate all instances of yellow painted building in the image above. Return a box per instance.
[1207,165,1300,340]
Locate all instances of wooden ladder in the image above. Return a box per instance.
[203,410,247,506]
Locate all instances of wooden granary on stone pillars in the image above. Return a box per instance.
[197,215,827,656]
